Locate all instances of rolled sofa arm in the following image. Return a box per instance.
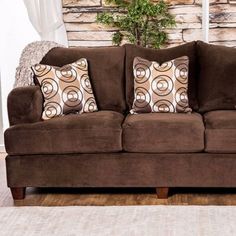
[7,86,43,126]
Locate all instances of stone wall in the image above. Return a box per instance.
[62,0,236,48]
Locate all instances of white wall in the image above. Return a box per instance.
[0,78,3,151]
[0,0,39,150]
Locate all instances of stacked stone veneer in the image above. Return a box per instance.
[63,0,236,48]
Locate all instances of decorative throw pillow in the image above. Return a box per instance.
[32,58,98,120]
[130,56,192,114]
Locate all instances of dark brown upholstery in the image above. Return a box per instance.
[5,111,124,155]
[41,46,126,113]
[125,42,198,111]
[7,86,43,125]
[204,111,236,153]
[6,153,236,188]
[4,42,236,199]
[204,110,236,129]
[197,41,236,112]
[123,113,204,153]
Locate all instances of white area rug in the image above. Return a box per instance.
[0,206,236,236]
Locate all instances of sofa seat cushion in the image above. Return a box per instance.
[5,111,124,155]
[204,111,236,153]
[123,113,204,153]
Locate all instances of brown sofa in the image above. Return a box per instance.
[4,41,236,200]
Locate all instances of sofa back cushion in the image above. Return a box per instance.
[197,41,236,112]
[125,42,198,111]
[41,46,126,113]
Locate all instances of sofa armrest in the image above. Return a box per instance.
[7,86,43,126]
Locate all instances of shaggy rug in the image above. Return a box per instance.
[0,206,236,236]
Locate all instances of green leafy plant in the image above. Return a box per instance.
[96,0,176,48]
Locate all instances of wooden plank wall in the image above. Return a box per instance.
[62,0,236,48]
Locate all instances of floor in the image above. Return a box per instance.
[1,153,236,206]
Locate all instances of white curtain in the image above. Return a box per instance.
[23,0,68,47]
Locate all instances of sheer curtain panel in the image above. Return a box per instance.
[23,0,68,46]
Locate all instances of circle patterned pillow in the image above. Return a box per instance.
[130,56,192,114]
[32,58,98,120]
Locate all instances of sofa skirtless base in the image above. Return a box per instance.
[6,153,236,199]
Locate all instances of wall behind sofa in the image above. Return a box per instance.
[62,0,236,48]
[0,0,39,137]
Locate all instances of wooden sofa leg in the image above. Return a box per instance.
[156,187,169,199]
[10,187,26,200]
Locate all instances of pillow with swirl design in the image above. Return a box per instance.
[32,58,98,120]
[130,56,192,114]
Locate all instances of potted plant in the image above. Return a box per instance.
[97,0,176,48]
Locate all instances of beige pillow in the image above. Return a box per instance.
[130,56,192,114]
[32,58,98,120]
